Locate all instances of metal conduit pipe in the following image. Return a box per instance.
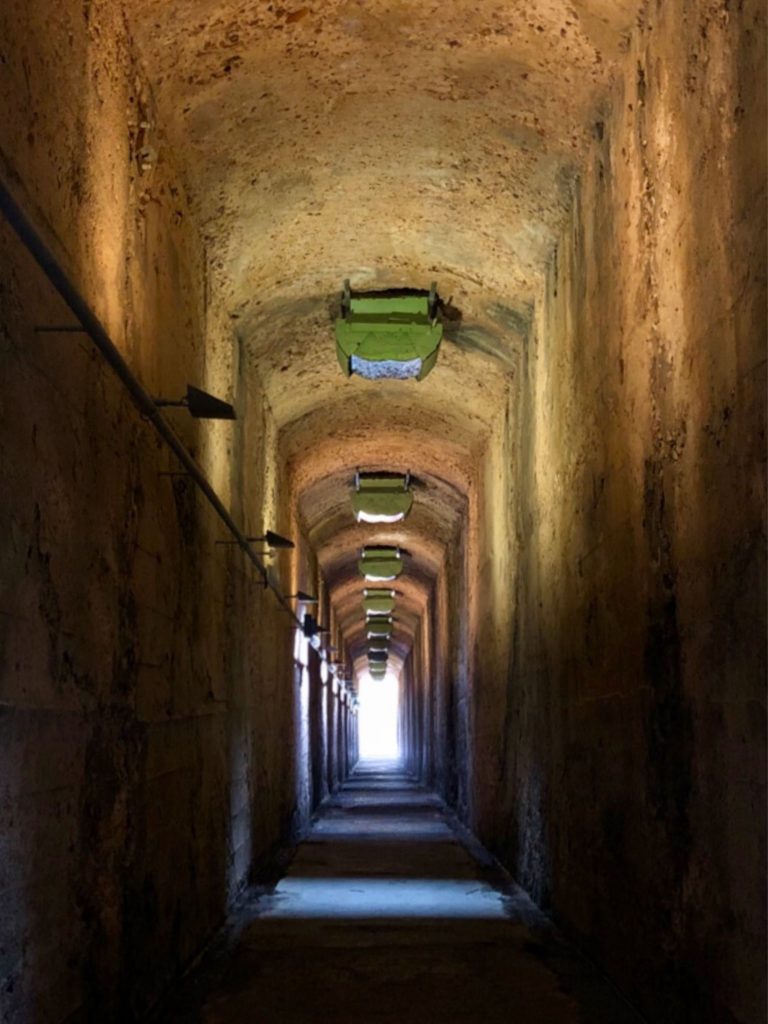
[0,174,310,639]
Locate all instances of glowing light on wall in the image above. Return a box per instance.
[293,627,309,667]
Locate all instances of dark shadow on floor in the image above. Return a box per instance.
[153,761,646,1024]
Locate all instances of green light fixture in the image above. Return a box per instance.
[367,618,392,638]
[335,282,442,381]
[368,650,388,664]
[358,546,403,582]
[362,591,396,617]
[351,471,413,524]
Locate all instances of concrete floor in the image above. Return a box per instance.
[159,762,645,1023]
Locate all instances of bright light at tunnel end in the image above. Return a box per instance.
[357,671,400,760]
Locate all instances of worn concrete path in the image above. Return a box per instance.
[159,761,643,1023]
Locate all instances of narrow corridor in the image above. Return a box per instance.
[160,761,643,1024]
[1,3,764,1021]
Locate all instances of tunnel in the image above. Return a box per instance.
[0,2,765,1022]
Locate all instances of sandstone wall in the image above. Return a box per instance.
[0,1,310,1018]
[483,3,766,1021]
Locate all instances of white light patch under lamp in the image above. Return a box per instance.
[357,509,405,524]
[350,355,423,380]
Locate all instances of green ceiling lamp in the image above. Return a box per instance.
[368,640,389,653]
[367,618,392,638]
[362,592,396,617]
[366,613,393,627]
[370,665,387,679]
[351,471,413,524]
[368,650,388,664]
[335,281,442,381]
[358,546,403,582]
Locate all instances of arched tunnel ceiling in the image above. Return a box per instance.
[301,463,465,660]
[127,0,637,312]
[292,434,469,662]
[125,0,639,671]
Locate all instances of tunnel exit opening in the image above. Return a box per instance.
[357,671,400,761]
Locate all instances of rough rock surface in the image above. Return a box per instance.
[0,0,764,1021]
